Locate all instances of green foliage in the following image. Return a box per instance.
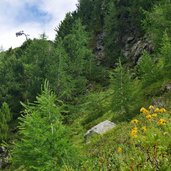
[143,1,171,47]
[0,52,24,115]
[159,33,171,78]
[62,18,94,96]
[85,106,171,171]
[81,90,112,128]
[45,38,74,101]
[55,12,78,44]
[1,1,171,170]
[110,60,140,116]
[0,39,56,116]
[54,18,98,101]
[85,122,131,170]
[78,0,105,32]
[136,34,171,96]
[103,0,158,66]
[104,1,120,66]
[11,81,80,170]
[0,102,11,142]
[137,51,161,87]
[22,39,55,100]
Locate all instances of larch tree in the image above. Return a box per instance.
[12,81,79,170]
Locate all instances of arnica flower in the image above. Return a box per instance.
[117,147,122,153]
[141,126,147,132]
[146,114,152,120]
[159,108,166,113]
[140,107,146,113]
[130,119,139,124]
[130,128,138,138]
[152,113,157,117]
[157,119,167,125]
[140,107,150,115]
[154,108,160,113]
[143,110,150,115]
[133,127,138,131]
[149,105,154,110]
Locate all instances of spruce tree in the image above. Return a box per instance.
[54,12,77,44]
[63,18,93,95]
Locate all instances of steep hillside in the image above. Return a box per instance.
[0,0,171,170]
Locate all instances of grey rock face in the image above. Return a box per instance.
[122,36,154,65]
[93,32,105,63]
[85,120,116,140]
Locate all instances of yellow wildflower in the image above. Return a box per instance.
[140,107,146,113]
[154,108,160,113]
[146,114,152,120]
[140,107,146,112]
[130,128,138,138]
[117,147,122,153]
[133,127,138,131]
[140,107,150,115]
[149,105,154,110]
[157,119,167,125]
[141,126,147,132]
[159,108,166,113]
[152,113,157,117]
[130,119,139,124]
[144,110,150,115]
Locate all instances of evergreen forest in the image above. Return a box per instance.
[0,0,171,170]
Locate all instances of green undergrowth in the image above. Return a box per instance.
[68,89,171,170]
[78,105,171,171]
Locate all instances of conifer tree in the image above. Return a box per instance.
[143,2,171,47]
[12,81,79,170]
[78,0,94,30]
[63,18,93,95]
[137,51,160,87]
[54,39,74,100]
[104,1,120,66]
[23,39,54,100]
[159,33,171,78]
[54,12,77,44]
[110,60,135,115]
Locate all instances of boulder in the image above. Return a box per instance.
[162,82,171,92]
[85,120,116,141]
